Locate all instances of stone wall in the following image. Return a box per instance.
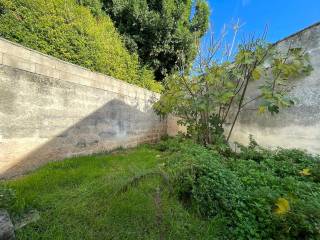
[0,38,166,179]
[230,22,320,153]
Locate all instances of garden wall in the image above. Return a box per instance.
[230,22,320,153]
[1,22,319,179]
[0,38,166,179]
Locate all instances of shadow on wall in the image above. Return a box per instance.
[1,99,165,179]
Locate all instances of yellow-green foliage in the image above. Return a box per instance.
[0,0,162,92]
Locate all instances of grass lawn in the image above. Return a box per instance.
[4,145,217,240]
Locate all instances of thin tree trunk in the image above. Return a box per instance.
[227,76,250,141]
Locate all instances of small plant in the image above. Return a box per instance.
[154,135,186,152]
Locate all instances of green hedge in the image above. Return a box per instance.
[0,0,162,92]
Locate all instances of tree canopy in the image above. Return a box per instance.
[102,0,210,81]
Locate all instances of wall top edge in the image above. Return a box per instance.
[0,37,160,98]
[273,21,320,46]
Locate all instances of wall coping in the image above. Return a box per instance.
[0,37,160,100]
[273,21,320,45]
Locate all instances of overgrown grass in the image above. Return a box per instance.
[4,140,319,239]
[2,146,218,240]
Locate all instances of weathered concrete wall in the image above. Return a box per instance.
[0,38,166,179]
[230,22,320,153]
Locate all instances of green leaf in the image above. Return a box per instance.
[267,105,280,115]
[300,168,312,176]
[252,68,261,81]
[258,106,266,114]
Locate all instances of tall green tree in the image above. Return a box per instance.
[102,0,209,81]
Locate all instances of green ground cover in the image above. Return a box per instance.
[2,146,217,240]
[2,139,320,239]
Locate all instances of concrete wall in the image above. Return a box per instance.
[166,116,187,137]
[0,38,166,179]
[230,22,320,153]
[1,22,319,178]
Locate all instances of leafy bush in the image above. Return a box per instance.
[0,0,162,92]
[154,135,186,152]
[161,138,320,239]
[236,139,320,182]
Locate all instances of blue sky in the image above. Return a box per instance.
[204,0,320,43]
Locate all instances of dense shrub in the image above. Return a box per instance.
[0,0,162,92]
[237,140,320,182]
[160,138,320,239]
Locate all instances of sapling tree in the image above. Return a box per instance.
[154,24,312,146]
